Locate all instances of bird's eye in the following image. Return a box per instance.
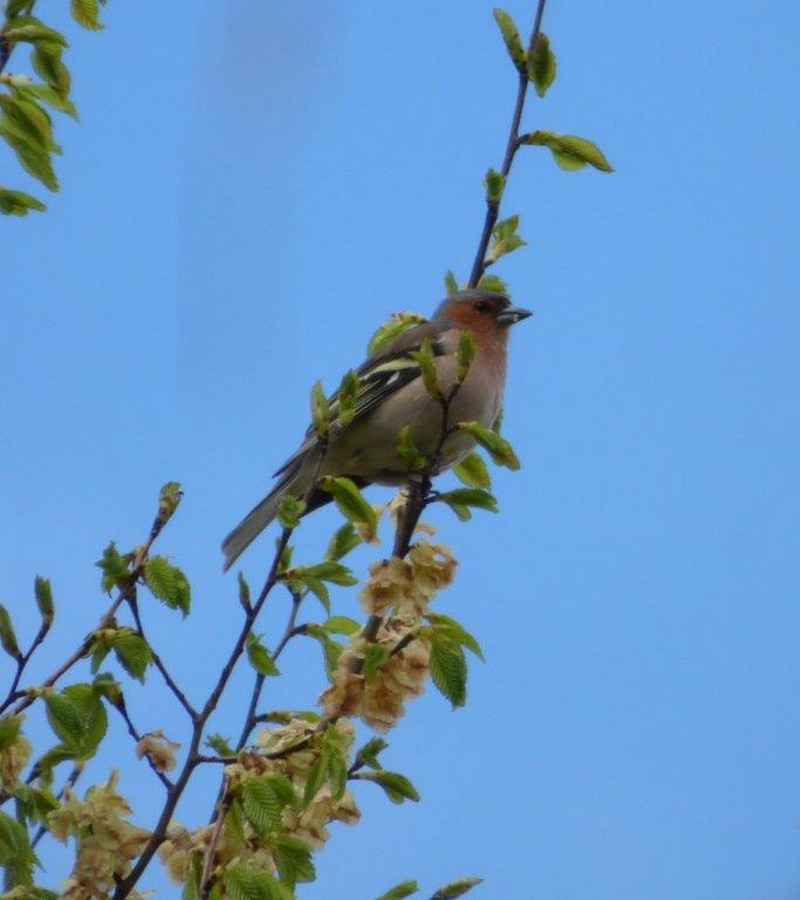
[474,299,491,313]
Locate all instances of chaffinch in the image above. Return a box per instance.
[222,289,531,570]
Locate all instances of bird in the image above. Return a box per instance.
[222,288,531,570]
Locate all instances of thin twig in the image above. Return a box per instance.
[112,698,173,791]
[468,0,549,288]
[0,620,50,713]
[199,780,233,898]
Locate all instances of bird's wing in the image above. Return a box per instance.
[272,319,450,478]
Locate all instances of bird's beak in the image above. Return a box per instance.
[497,305,533,325]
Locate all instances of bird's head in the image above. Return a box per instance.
[433,289,532,335]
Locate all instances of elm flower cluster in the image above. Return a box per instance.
[0,718,31,791]
[322,539,456,731]
[47,770,150,898]
[135,729,180,773]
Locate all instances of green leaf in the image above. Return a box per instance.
[240,775,291,835]
[458,421,520,470]
[143,556,191,616]
[360,770,420,804]
[425,613,484,661]
[110,629,152,682]
[476,273,508,294]
[238,571,251,609]
[409,337,441,401]
[395,425,426,471]
[246,632,280,677]
[429,638,467,708]
[521,129,614,172]
[0,114,58,190]
[0,94,57,152]
[444,270,459,296]
[205,733,234,757]
[456,331,476,384]
[362,643,390,683]
[437,487,498,522]
[0,604,22,660]
[487,214,526,264]
[34,575,54,625]
[310,379,330,440]
[321,476,378,540]
[43,683,107,759]
[355,736,388,770]
[336,369,360,427]
[156,480,183,527]
[223,865,294,900]
[0,186,46,215]
[92,672,123,707]
[3,16,68,45]
[484,167,505,204]
[527,32,557,97]
[452,452,491,489]
[322,615,360,636]
[376,880,419,900]
[277,494,306,529]
[274,834,315,887]
[305,625,343,678]
[0,715,22,751]
[13,783,59,827]
[325,522,361,560]
[0,809,37,887]
[16,81,77,118]
[31,41,71,96]
[492,8,526,70]
[367,312,427,356]
[70,0,104,30]
[431,877,484,899]
[96,542,132,593]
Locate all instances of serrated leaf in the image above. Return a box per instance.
[0,115,58,190]
[71,0,104,30]
[431,876,484,899]
[322,615,360,636]
[223,864,294,900]
[355,736,388,770]
[240,775,285,834]
[277,493,306,529]
[13,783,59,827]
[0,715,22,751]
[0,186,46,215]
[325,521,361,560]
[310,379,329,440]
[444,270,459,296]
[95,542,131,593]
[476,273,508,294]
[34,575,54,625]
[336,368,360,427]
[458,422,520,470]
[521,129,614,172]
[376,880,419,900]
[16,81,77,118]
[92,672,123,707]
[487,214,526,264]
[3,16,68,45]
[429,638,467,708]
[0,604,21,660]
[31,41,71,95]
[246,632,280,677]
[362,643,390,683]
[484,167,505,204]
[437,488,498,522]
[0,809,37,887]
[367,311,427,356]
[409,337,441,401]
[0,94,57,151]
[143,556,191,616]
[274,834,315,887]
[205,732,234,757]
[527,32,557,97]
[395,425,426,470]
[43,683,107,759]
[110,629,152,682]
[453,452,491,489]
[321,476,378,540]
[425,613,484,661]
[360,770,420,804]
[492,8,526,70]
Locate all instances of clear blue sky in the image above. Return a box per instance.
[3,1,800,897]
